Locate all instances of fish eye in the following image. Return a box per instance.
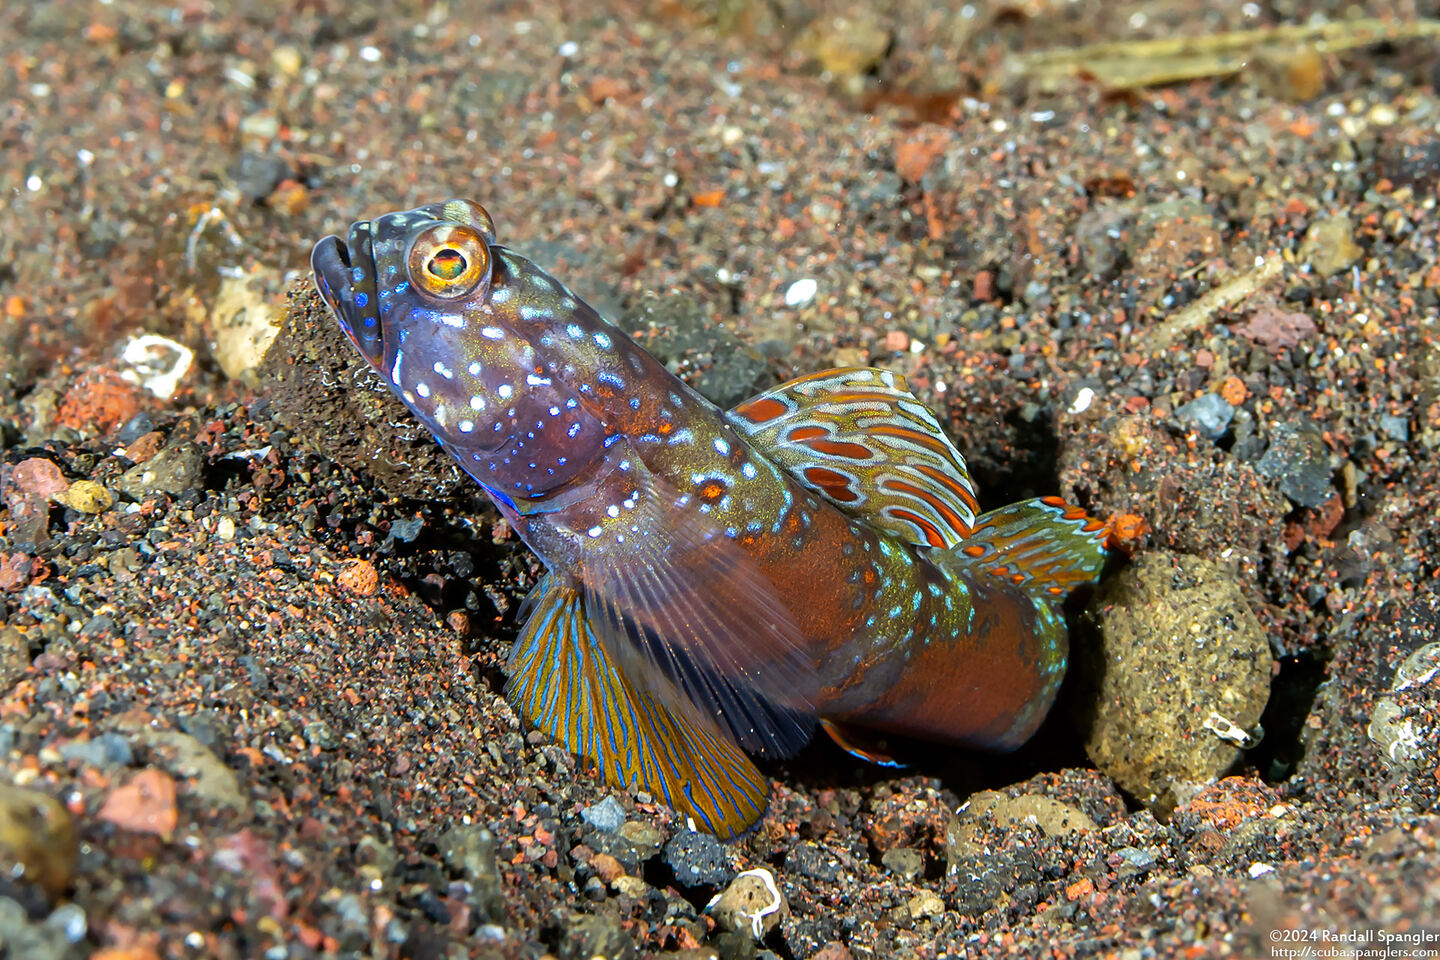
[406,223,491,300]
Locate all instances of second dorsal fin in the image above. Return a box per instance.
[727,367,979,549]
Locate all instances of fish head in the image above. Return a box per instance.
[310,199,609,511]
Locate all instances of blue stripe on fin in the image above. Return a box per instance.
[505,576,771,839]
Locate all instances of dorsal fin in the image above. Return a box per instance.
[947,497,1108,600]
[727,367,979,549]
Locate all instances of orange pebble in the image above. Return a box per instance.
[1219,375,1247,406]
[337,559,379,596]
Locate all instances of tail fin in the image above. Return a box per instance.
[947,497,1108,601]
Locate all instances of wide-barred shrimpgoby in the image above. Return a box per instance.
[311,198,1108,838]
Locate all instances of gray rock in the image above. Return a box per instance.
[437,824,505,923]
[786,841,841,881]
[580,796,626,834]
[116,413,155,444]
[664,830,733,888]
[0,897,71,960]
[616,820,664,860]
[1256,420,1332,508]
[1380,414,1409,442]
[1176,393,1235,441]
[559,913,636,960]
[229,150,290,202]
[117,440,204,500]
[1113,846,1156,878]
[880,846,924,880]
[0,627,30,694]
[57,732,133,768]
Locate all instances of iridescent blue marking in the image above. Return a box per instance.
[354,292,369,308]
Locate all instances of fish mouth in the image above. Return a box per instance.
[310,221,385,368]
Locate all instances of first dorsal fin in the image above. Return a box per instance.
[506,576,771,839]
[727,367,979,549]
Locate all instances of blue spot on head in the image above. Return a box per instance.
[352,267,364,282]
[395,281,409,295]
[354,292,369,308]
[364,316,377,327]
[603,433,622,448]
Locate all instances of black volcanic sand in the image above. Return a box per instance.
[2,0,1440,958]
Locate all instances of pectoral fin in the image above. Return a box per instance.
[505,576,771,839]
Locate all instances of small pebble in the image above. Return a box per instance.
[784,278,818,307]
[709,867,787,939]
[97,768,179,836]
[55,480,114,514]
[664,830,733,888]
[581,796,626,833]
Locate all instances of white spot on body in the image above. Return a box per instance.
[416,382,431,398]
[498,384,513,399]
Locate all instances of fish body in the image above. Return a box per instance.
[311,199,1107,837]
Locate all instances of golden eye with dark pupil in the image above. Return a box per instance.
[427,248,467,280]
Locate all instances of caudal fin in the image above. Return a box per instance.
[948,497,1108,601]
